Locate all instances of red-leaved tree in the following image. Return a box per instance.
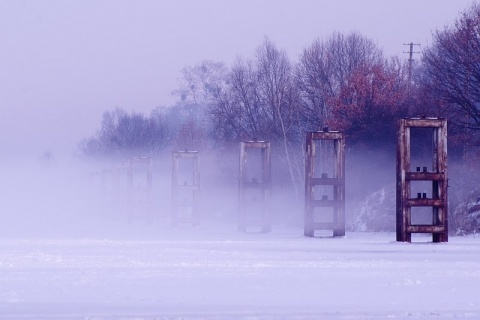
[327,59,409,146]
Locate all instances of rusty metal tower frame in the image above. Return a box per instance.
[127,157,153,221]
[397,117,448,242]
[171,151,200,226]
[304,131,345,237]
[238,141,271,232]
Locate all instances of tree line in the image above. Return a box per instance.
[79,3,480,233]
[81,4,480,157]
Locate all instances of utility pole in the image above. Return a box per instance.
[403,42,420,91]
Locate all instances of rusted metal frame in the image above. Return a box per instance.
[333,134,346,236]
[238,142,247,232]
[311,200,344,207]
[304,133,315,237]
[406,199,445,206]
[171,151,200,227]
[304,131,345,237]
[434,120,448,242]
[311,177,345,185]
[127,157,153,221]
[397,119,411,242]
[406,172,445,181]
[309,131,343,140]
[403,118,445,128]
[242,181,271,187]
[406,225,446,233]
[238,141,271,232]
[396,118,448,242]
[260,145,271,232]
[128,157,153,191]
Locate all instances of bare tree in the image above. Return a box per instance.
[79,107,173,158]
[255,38,303,200]
[209,39,303,201]
[213,58,263,142]
[173,119,208,151]
[172,60,229,151]
[150,106,175,153]
[210,57,270,144]
[296,32,384,131]
[211,40,301,144]
[422,3,480,139]
[173,60,228,105]
[420,3,480,235]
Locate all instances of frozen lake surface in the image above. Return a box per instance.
[1,225,479,319]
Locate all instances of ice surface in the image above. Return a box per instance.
[0,225,479,319]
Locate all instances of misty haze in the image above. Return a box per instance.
[1,1,480,319]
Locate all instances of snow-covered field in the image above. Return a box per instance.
[1,224,479,320]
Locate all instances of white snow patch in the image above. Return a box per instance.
[0,227,479,319]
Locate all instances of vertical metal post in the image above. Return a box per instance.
[396,117,448,242]
[304,130,345,237]
[238,141,271,232]
[397,119,411,242]
[171,151,200,227]
[304,134,315,237]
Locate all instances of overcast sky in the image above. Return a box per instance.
[0,0,475,159]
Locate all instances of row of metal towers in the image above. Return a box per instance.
[238,117,448,242]
[89,117,448,242]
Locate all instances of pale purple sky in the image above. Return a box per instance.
[0,0,475,159]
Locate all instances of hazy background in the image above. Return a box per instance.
[0,0,475,160]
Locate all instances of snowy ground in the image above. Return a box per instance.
[0,224,479,320]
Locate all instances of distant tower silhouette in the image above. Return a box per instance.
[403,42,420,91]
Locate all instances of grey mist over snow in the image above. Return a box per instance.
[0,0,474,158]
[1,2,480,319]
